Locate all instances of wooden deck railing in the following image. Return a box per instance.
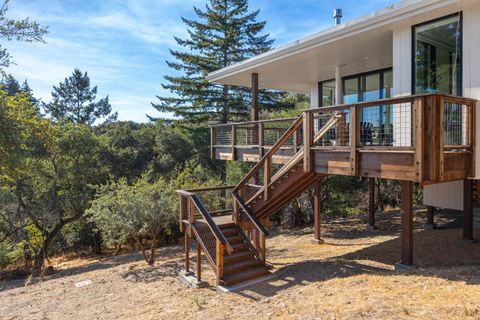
[211,93,477,184]
[177,186,235,285]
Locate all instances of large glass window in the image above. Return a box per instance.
[413,14,462,96]
[319,80,335,107]
[343,78,359,104]
[342,69,394,146]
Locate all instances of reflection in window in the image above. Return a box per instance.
[342,69,395,146]
[320,80,335,107]
[414,14,462,96]
[343,78,359,104]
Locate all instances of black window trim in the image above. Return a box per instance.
[411,12,463,96]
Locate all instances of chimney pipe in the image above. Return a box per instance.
[333,9,343,26]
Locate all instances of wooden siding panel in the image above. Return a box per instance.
[359,152,417,181]
[313,151,351,175]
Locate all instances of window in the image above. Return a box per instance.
[342,69,394,146]
[319,80,335,107]
[413,13,462,96]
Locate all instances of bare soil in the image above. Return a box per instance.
[1,209,480,320]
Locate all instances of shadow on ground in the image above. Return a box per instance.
[235,209,480,300]
[0,245,183,291]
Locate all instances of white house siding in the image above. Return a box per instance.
[423,5,480,212]
[392,26,413,147]
[310,84,319,109]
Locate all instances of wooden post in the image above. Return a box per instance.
[349,106,359,176]
[464,179,474,240]
[215,241,223,286]
[398,180,414,268]
[425,206,436,230]
[196,241,202,282]
[313,179,323,244]
[231,125,237,160]
[336,112,347,147]
[260,233,266,264]
[210,127,216,159]
[258,122,264,158]
[185,232,190,273]
[264,158,271,201]
[293,129,299,153]
[367,178,377,231]
[251,73,259,121]
[188,199,194,238]
[303,112,314,173]
[413,97,424,182]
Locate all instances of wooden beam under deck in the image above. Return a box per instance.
[400,180,414,266]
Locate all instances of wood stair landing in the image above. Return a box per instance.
[219,224,270,286]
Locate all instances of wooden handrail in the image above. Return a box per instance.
[183,185,235,193]
[177,190,233,254]
[211,117,297,128]
[233,115,304,193]
[244,113,342,204]
[232,190,269,236]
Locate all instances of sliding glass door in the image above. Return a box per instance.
[342,69,393,146]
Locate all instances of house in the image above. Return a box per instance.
[178,0,480,289]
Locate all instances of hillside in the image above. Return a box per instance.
[1,209,479,320]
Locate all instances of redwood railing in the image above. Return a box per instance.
[212,93,477,184]
[177,186,234,286]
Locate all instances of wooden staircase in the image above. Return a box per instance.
[178,113,340,287]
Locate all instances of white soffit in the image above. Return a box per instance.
[207,0,475,93]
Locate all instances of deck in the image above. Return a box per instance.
[211,93,478,185]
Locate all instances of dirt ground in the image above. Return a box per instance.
[1,209,480,320]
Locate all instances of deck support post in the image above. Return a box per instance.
[425,206,436,230]
[185,232,190,274]
[251,73,259,121]
[367,178,377,231]
[196,241,202,282]
[463,179,474,240]
[396,180,414,270]
[312,179,324,244]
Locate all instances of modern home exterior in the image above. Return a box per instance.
[178,0,480,288]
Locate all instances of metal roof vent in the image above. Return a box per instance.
[333,9,343,26]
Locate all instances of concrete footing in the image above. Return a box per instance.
[179,270,208,289]
[424,223,437,230]
[394,262,416,272]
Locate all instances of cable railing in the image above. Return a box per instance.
[211,93,477,184]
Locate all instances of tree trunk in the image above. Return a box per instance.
[91,229,102,255]
[290,198,303,229]
[148,236,158,265]
[33,223,64,272]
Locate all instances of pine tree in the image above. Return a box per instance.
[153,0,281,124]
[45,69,117,126]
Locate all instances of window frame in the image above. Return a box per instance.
[341,67,393,103]
[318,78,336,107]
[411,12,463,96]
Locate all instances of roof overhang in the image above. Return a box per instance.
[207,0,477,93]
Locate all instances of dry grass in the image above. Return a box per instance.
[1,209,479,320]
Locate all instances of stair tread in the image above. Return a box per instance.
[224,250,254,262]
[231,242,248,250]
[226,235,243,243]
[222,266,270,285]
[224,259,262,275]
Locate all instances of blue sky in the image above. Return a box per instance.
[5,0,398,122]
